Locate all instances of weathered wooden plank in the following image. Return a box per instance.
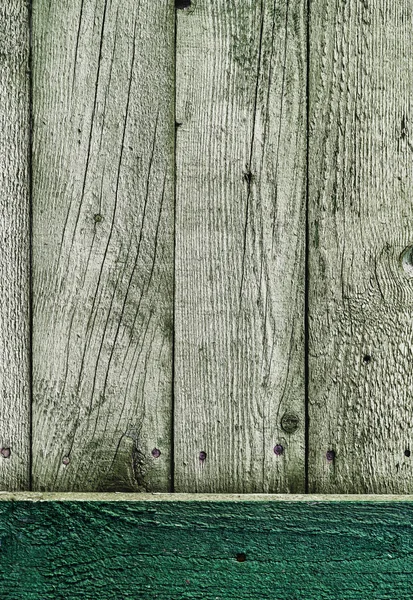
[0,3,31,490]
[3,492,413,501]
[1,499,413,599]
[32,0,175,491]
[309,1,413,491]
[175,1,307,492]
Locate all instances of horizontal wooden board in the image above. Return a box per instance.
[1,499,413,598]
[2,492,413,501]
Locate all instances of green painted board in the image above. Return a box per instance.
[1,495,413,599]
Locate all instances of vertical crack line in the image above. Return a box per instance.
[28,0,34,491]
[171,2,177,493]
[304,0,310,494]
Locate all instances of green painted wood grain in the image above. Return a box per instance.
[1,500,413,599]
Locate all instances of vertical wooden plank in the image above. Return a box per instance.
[309,0,413,491]
[0,2,31,490]
[175,1,307,492]
[32,0,175,491]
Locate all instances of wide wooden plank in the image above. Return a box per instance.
[0,2,31,490]
[1,498,413,598]
[31,0,175,491]
[309,1,413,491]
[175,1,307,492]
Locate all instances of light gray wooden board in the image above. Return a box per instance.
[175,0,307,492]
[0,2,31,491]
[32,0,175,491]
[309,0,413,492]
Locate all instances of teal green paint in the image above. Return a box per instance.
[0,501,413,599]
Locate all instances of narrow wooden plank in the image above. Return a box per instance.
[175,1,307,492]
[32,0,175,491]
[1,499,413,598]
[0,3,31,490]
[3,492,413,501]
[309,1,413,491]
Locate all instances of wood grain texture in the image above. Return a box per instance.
[3,491,413,501]
[1,500,413,599]
[0,2,31,491]
[309,0,413,492]
[32,0,175,491]
[175,1,307,492]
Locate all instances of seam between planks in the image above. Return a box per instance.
[171,2,178,494]
[304,0,311,494]
[28,0,34,493]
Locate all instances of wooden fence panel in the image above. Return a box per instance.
[0,2,31,490]
[309,0,413,491]
[175,1,307,492]
[31,0,175,491]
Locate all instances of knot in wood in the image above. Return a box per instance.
[281,412,299,434]
[400,245,413,277]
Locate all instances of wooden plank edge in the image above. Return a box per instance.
[1,492,413,502]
